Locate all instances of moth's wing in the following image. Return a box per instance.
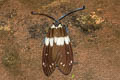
[42,29,56,77]
[57,42,73,75]
[42,45,56,76]
[56,26,73,75]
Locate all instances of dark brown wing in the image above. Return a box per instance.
[42,25,73,76]
[42,44,56,76]
[42,28,56,76]
[57,43,73,75]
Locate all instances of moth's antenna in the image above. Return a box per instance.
[58,5,85,21]
[31,11,58,23]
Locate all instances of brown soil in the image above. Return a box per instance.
[0,0,120,80]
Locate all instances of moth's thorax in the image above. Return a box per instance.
[51,24,62,29]
[47,23,67,38]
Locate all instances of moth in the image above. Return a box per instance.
[31,5,85,76]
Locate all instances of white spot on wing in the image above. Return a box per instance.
[69,60,73,65]
[56,37,61,45]
[67,52,69,54]
[58,24,62,28]
[70,60,73,64]
[43,62,46,67]
[56,37,64,45]
[54,37,58,43]
[45,54,48,56]
[64,36,70,44]
[60,62,63,65]
[63,64,65,67]
[51,25,55,29]
[51,24,62,29]
[45,37,49,46]
[49,65,52,68]
[52,63,54,66]
[43,62,45,65]
[45,36,70,46]
[54,36,70,46]
[69,63,71,65]
[60,37,64,45]
[50,38,54,46]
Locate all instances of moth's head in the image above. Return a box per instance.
[51,21,62,29]
[53,21,61,27]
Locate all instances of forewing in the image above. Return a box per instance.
[42,28,56,76]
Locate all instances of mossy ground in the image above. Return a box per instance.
[2,47,21,75]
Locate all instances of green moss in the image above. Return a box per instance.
[2,44,21,75]
[2,52,19,68]
[71,12,104,34]
[72,74,75,78]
